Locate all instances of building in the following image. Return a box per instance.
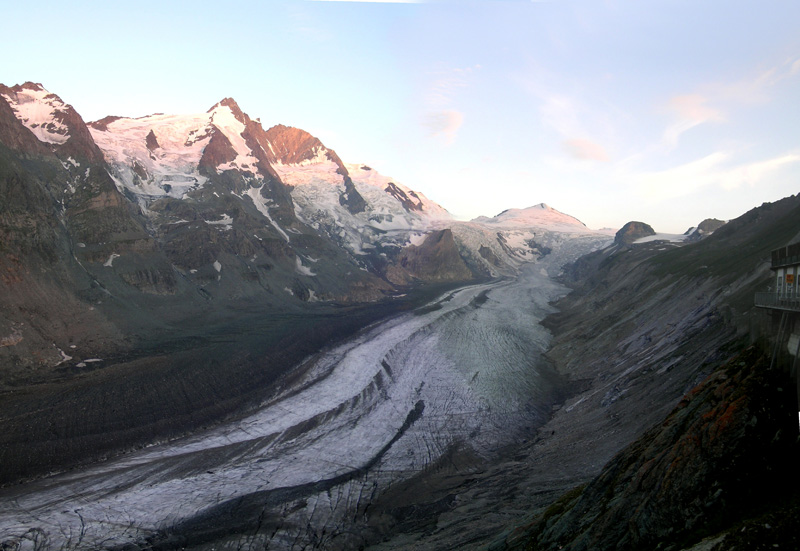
[755,242,800,313]
[755,241,800,425]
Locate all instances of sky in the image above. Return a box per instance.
[2,0,799,232]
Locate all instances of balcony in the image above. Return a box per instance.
[755,292,800,312]
[771,242,800,269]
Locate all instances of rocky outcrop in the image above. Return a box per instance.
[197,126,238,173]
[685,218,727,242]
[614,220,655,245]
[386,229,475,284]
[145,128,160,151]
[384,182,424,212]
[87,115,122,132]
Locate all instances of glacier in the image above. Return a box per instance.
[0,260,570,550]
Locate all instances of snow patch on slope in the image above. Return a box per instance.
[296,256,316,276]
[634,233,688,244]
[246,185,290,242]
[204,214,233,230]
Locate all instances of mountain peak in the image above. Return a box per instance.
[614,221,655,245]
[472,203,588,231]
[15,81,47,93]
[208,97,247,125]
[0,81,104,162]
[0,82,71,145]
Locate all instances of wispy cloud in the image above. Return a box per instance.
[662,94,724,149]
[537,93,612,162]
[424,110,464,144]
[419,65,478,145]
[657,56,800,152]
[633,150,800,202]
[708,56,800,104]
[425,65,479,108]
[718,153,800,191]
[562,138,609,162]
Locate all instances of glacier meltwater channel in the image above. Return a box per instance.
[0,263,568,550]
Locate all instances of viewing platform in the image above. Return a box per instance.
[771,242,800,269]
[754,292,800,312]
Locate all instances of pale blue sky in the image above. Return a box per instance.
[3,0,799,232]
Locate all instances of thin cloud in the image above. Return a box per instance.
[540,94,583,139]
[424,110,464,145]
[562,138,609,162]
[662,94,724,149]
[718,153,800,191]
[634,151,800,202]
[425,65,479,108]
[702,55,800,105]
[419,65,476,145]
[669,94,724,122]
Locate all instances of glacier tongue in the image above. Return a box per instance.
[0,260,569,550]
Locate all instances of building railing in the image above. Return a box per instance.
[755,292,800,312]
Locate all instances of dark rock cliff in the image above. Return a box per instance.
[503,346,799,551]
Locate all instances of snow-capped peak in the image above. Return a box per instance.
[207,97,247,125]
[88,98,267,198]
[0,82,71,144]
[471,203,587,232]
[207,103,260,173]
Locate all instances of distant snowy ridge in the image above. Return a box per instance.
[472,203,589,232]
[454,203,614,277]
[3,81,614,284]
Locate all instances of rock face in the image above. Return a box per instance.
[614,220,655,245]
